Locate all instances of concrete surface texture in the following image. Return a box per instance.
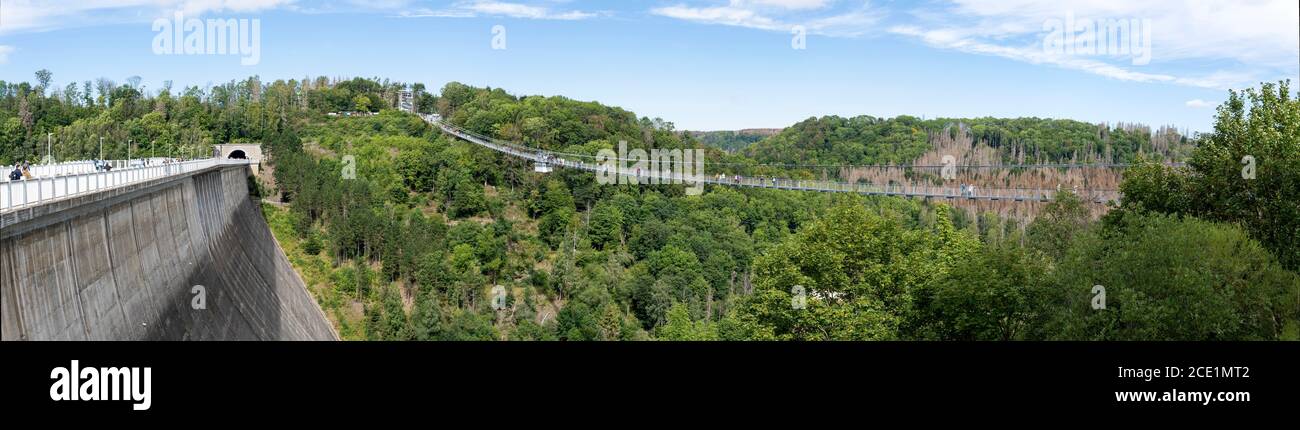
[1,165,336,340]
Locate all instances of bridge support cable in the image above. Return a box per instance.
[422,115,1116,204]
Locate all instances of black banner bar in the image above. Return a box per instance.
[3,342,1296,420]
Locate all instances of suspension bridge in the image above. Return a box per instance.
[425,115,1123,204]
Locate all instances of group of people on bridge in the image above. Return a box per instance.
[7,161,32,181]
[5,157,187,182]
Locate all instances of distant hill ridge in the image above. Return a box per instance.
[687,128,783,136]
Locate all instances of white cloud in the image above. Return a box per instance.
[889,25,1251,89]
[652,3,785,32]
[397,8,476,19]
[889,0,1299,90]
[0,0,295,35]
[746,0,833,11]
[944,0,1298,67]
[464,1,595,20]
[345,0,411,8]
[651,0,880,37]
[1185,99,1214,108]
[399,1,599,21]
[0,0,599,36]
[0,46,13,64]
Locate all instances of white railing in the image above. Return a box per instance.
[0,160,137,182]
[0,158,248,213]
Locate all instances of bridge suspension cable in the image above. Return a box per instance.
[425,115,1118,204]
[434,123,1173,171]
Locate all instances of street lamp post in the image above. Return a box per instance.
[46,133,52,164]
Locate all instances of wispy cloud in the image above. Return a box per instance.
[1185,99,1214,108]
[650,0,882,37]
[651,0,1298,90]
[396,9,477,19]
[398,1,600,21]
[652,3,785,32]
[889,25,1252,89]
[0,0,296,35]
[888,0,1299,90]
[0,0,602,37]
[0,46,13,64]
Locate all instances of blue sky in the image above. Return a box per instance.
[1,1,1297,132]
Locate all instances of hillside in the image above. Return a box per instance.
[688,129,782,152]
[4,73,1294,341]
[745,115,1192,167]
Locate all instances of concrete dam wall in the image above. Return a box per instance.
[1,165,336,340]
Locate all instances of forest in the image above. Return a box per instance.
[1,70,1296,340]
[690,129,780,153]
[746,115,1191,166]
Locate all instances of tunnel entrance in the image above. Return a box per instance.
[229,150,247,159]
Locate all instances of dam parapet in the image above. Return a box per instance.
[1,162,335,341]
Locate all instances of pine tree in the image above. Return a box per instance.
[382,286,413,341]
[412,288,443,341]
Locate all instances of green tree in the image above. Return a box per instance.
[1036,211,1300,340]
[412,288,443,341]
[1120,81,1300,269]
[917,243,1045,340]
[510,319,558,341]
[442,309,498,341]
[658,302,719,340]
[354,260,373,300]
[539,210,574,249]
[451,178,486,218]
[725,202,978,340]
[353,94,371,112]
[363,302,383,340]
[396,145,439,193]
[587,202,624,250]
[382,286,413,340]
[34,69,53,94]
[1025,190,1091,261]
